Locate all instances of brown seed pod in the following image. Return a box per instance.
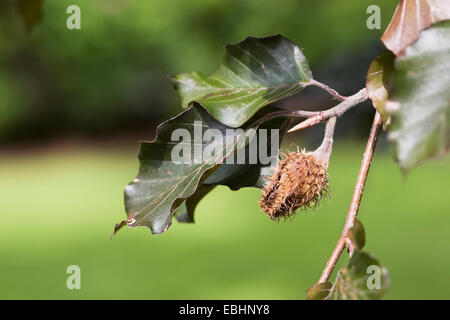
[259,151,329,220]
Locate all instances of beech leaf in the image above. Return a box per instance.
[381,0,450,56]
[169,35,313,127]
[174,115,288,223]
[387,21,450,171]
[115,104,288,235]
[306,282,333,300]
[347,219,366,254]
[327,251,390,300]
[366,50,395,125]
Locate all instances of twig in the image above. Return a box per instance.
[315,117,336,166]
[308,79,347,101]
[253,86,367,129]
[288,88,368,133]
[317,111,383,284]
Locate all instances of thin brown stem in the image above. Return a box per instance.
[308,79,347,101]
[288,88,368,133]
[315,117,336,166]
[252,87,367,130]
[317,111,383,284]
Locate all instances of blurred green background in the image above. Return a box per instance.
[1,0,449,300]
[1,144,450,299]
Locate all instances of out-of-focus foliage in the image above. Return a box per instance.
[327,251,390,300]
[366,50,395,124]
[381,0,450,56]
[0,0,397,141]
[387,21,450,171]
[15,0,45,32]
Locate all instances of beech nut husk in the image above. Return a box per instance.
[260,151,329,220]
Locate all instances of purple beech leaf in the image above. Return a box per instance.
[347,219,366,254]
[381,0,450,56]
[169,35,313,128]
[327,251,390,300]
[114,104,289,235]
[366,50,395,126]
[306,282,333,300]
[387,21,450,171]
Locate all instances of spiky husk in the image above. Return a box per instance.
[260,151,329,220]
